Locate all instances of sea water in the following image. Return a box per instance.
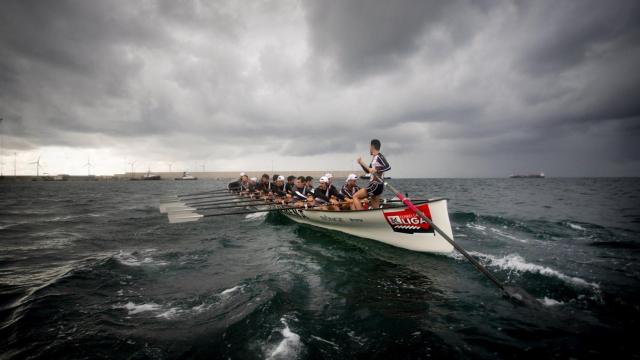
[0,178,638,358]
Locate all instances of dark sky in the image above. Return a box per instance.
[1,0,639,176]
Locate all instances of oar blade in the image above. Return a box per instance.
[168,213,204,224]
[165,206,195,213]
[159,201,184,213]
[167,209,197,217]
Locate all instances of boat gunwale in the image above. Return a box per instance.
[273,198,448,213]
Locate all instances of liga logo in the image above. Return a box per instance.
[383,204,434,234]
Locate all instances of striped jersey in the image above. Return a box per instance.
[340,184,360,199]
[370,153,391,182]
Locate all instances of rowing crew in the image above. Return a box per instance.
[228,139,391,211]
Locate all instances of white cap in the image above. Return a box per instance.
[250,177,257,182]
[346,173,358,181]
[319,176,329,184]
[277,175,285,181]
[324,173,333,179]
[240,172,246,176]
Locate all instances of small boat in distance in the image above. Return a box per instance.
[509,172,545,178]
[175,172,198,181]
[143,170,161,180]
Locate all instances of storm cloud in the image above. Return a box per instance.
[0,0,639,176]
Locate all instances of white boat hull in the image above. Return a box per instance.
[278,199,454,253]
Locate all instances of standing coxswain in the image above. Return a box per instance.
[352,139,391,210]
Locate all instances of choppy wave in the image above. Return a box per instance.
[539,297,564,306]
[479,252,599,289]
[565,222,586,231]
[112,284,248,320]
[448,251,600,289]
[113,249,169,267]
[267,317,303,360]
[119,302,162,315]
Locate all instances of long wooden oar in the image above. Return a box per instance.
[166,199,273,215]
[176,188,231,197]
[160,191,245,213]
[373,174,538,306]
[184,196,259,205]
[168,197,348,223]
[168,203,306,223]
[178,193,239,201]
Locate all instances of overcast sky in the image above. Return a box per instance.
[1,0,639,177]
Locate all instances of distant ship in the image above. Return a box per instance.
[175,172,197,181]
[142,170,161,180]
[509,172,545,178]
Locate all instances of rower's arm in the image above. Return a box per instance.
[358,159,373,173]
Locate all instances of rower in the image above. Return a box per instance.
[340,173,361,210]
[352,139,391,210]
[239,173,251,192]
[313,176,340,210]
[324,173,338,194]
[286,175,296,193]
[305,176,314,194]
[290,176,308,207]
[256,173,272,194]
[228,172,245,191]
[273,175,287,197]
[249,177,258,193]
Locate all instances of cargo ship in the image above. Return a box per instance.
[509,172,545,178]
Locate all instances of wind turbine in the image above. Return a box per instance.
[168,162,173,173]
[128,160,136,176]
[29,156,43,176]
[84,157,93,176]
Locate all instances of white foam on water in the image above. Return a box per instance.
[120,302,162,315]
[268,318,302,360]
[156,307,181,319]
[466,223,487,231]
[244,212,267,220]
[47,215,81,222]
[539,297,564,306]
[567,222,586,231]
[470,252,600,289]
[0,222,22,230]
[221,285,244,295]
[489,227,528,243]
[114,251,168,267]
[192,303,212,313]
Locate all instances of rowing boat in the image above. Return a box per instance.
[274,198,454,253]
[164,188,455,254]
[161,185,539,303]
